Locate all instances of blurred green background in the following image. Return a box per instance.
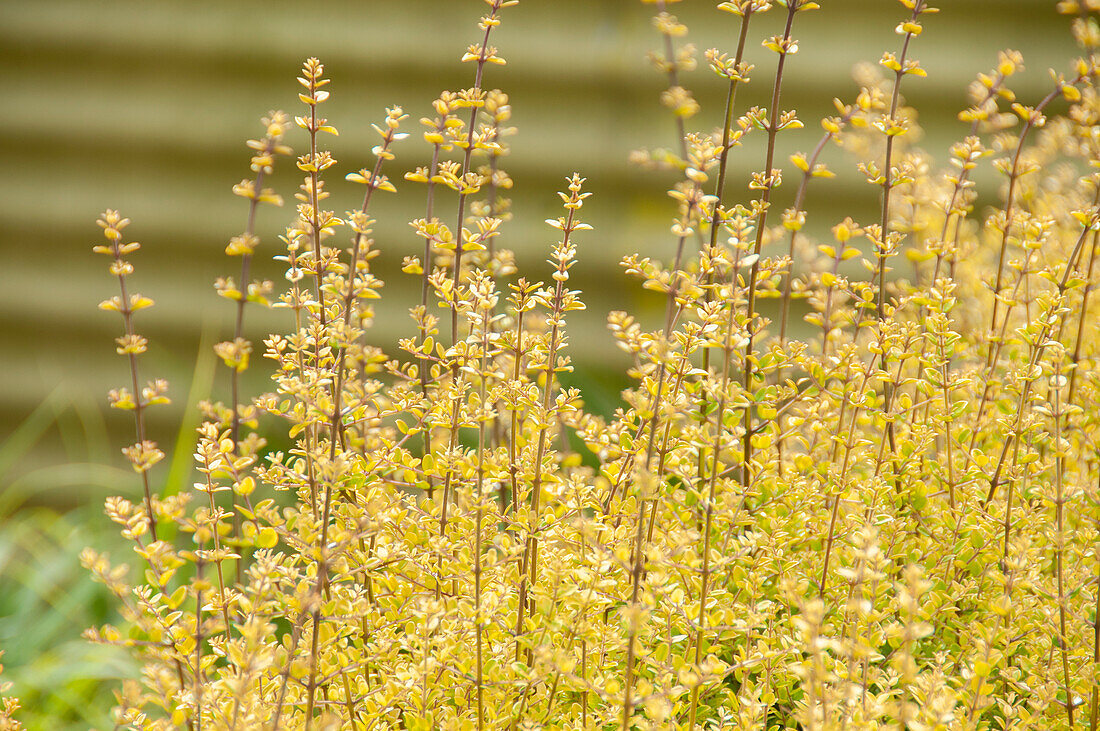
[0,0,1070,726]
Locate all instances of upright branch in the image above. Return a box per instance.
[470,271,499,730]
[691,0,757,490]
[983,190,1100,509]
[705,0,761,254]
[685,242,749,728]
[969,71,1088,448]
[865,0,934,470]
[598,1,729,520]
[514,175,590,666]
[740,0,807,489]
[1049,362,1074,728]
[926,51,1020,286]
[407,91,456,496]
[874,1,932,323]
[216,112,290,576]
[295,58,342,329]
[96,210,169,542]
[778,98,861,344]
[477,90,516,268]
[984,85,1070,369]
[450,0,515,346]
[220,113,290,448]
[649,0,696,161]
[304,106,406,726]
[772,94,864,469]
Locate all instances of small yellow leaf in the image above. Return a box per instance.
[256,527,278,549]
[167,586,188,609]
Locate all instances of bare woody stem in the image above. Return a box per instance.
[877,3,923,323]
[200,455,233,651]
[306,75,327,329]
[773,106,855,472]
[437,2,508,573]
[121,307,157,543]
[1050,362,1074,728]
[908,74,1011,445]
[926,70,1011,287]
[706,8,753,255]
[507,293,529,518]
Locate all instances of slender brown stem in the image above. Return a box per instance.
[967,80,1083,455]
[692,6,753,500]
[451,1,504,346]
[820,363,874,596]
[741,2,798,491]
[419,136,445,499]
[226,128,281,583]
[515,207,576,666]
[306,79,326,330]
[1050,363,1074,727]
[874,1,925,478]
[686,252,741,728]
[104,224,159,543]
[473,305,491,730]
[985,85,1066,368]
[194,558,204,731]
[507,302,527,518]
[1091,460,1100,730]
[1068,233,1099,409]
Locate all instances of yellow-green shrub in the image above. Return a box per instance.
[83,0,1100,728]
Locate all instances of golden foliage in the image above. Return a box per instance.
[78,0,1100,729]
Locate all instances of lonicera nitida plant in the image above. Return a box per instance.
[40,0,1100,728]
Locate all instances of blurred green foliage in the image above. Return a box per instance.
[0,506,133,730]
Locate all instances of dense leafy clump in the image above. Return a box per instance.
[43,0,1100,728]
